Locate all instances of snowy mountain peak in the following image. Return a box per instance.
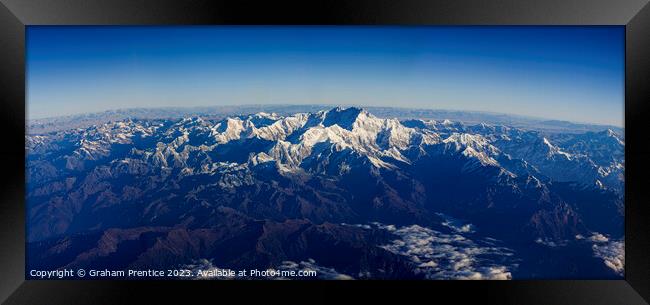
[601,129,624,145]
[322,107,367,130]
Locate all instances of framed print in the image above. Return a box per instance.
[1,0,649,304]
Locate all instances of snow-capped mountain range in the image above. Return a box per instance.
[26,107,625,279]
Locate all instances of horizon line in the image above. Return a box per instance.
[26,103,624,129]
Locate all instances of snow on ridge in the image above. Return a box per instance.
[63,107,499,175]
[542,137,573,159]
[29,107,623,192]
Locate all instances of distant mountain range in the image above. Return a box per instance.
[26,106,624,279]
[27,105,624,135]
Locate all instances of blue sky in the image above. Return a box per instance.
[27,26,624,126]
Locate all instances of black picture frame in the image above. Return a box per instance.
[1,0,649,304]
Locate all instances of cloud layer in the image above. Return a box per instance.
[374,223,515,280]
[588,233,624,276]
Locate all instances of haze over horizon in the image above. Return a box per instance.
[27,104,624,129]
[27,26,624,126]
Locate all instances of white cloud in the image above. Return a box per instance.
[588,232,610,243]
[535,238,567,247]
[592,239,624,276]
[437,213,475,233]
[375,224,515,280]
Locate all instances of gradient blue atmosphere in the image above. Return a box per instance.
[27,26,624,126]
